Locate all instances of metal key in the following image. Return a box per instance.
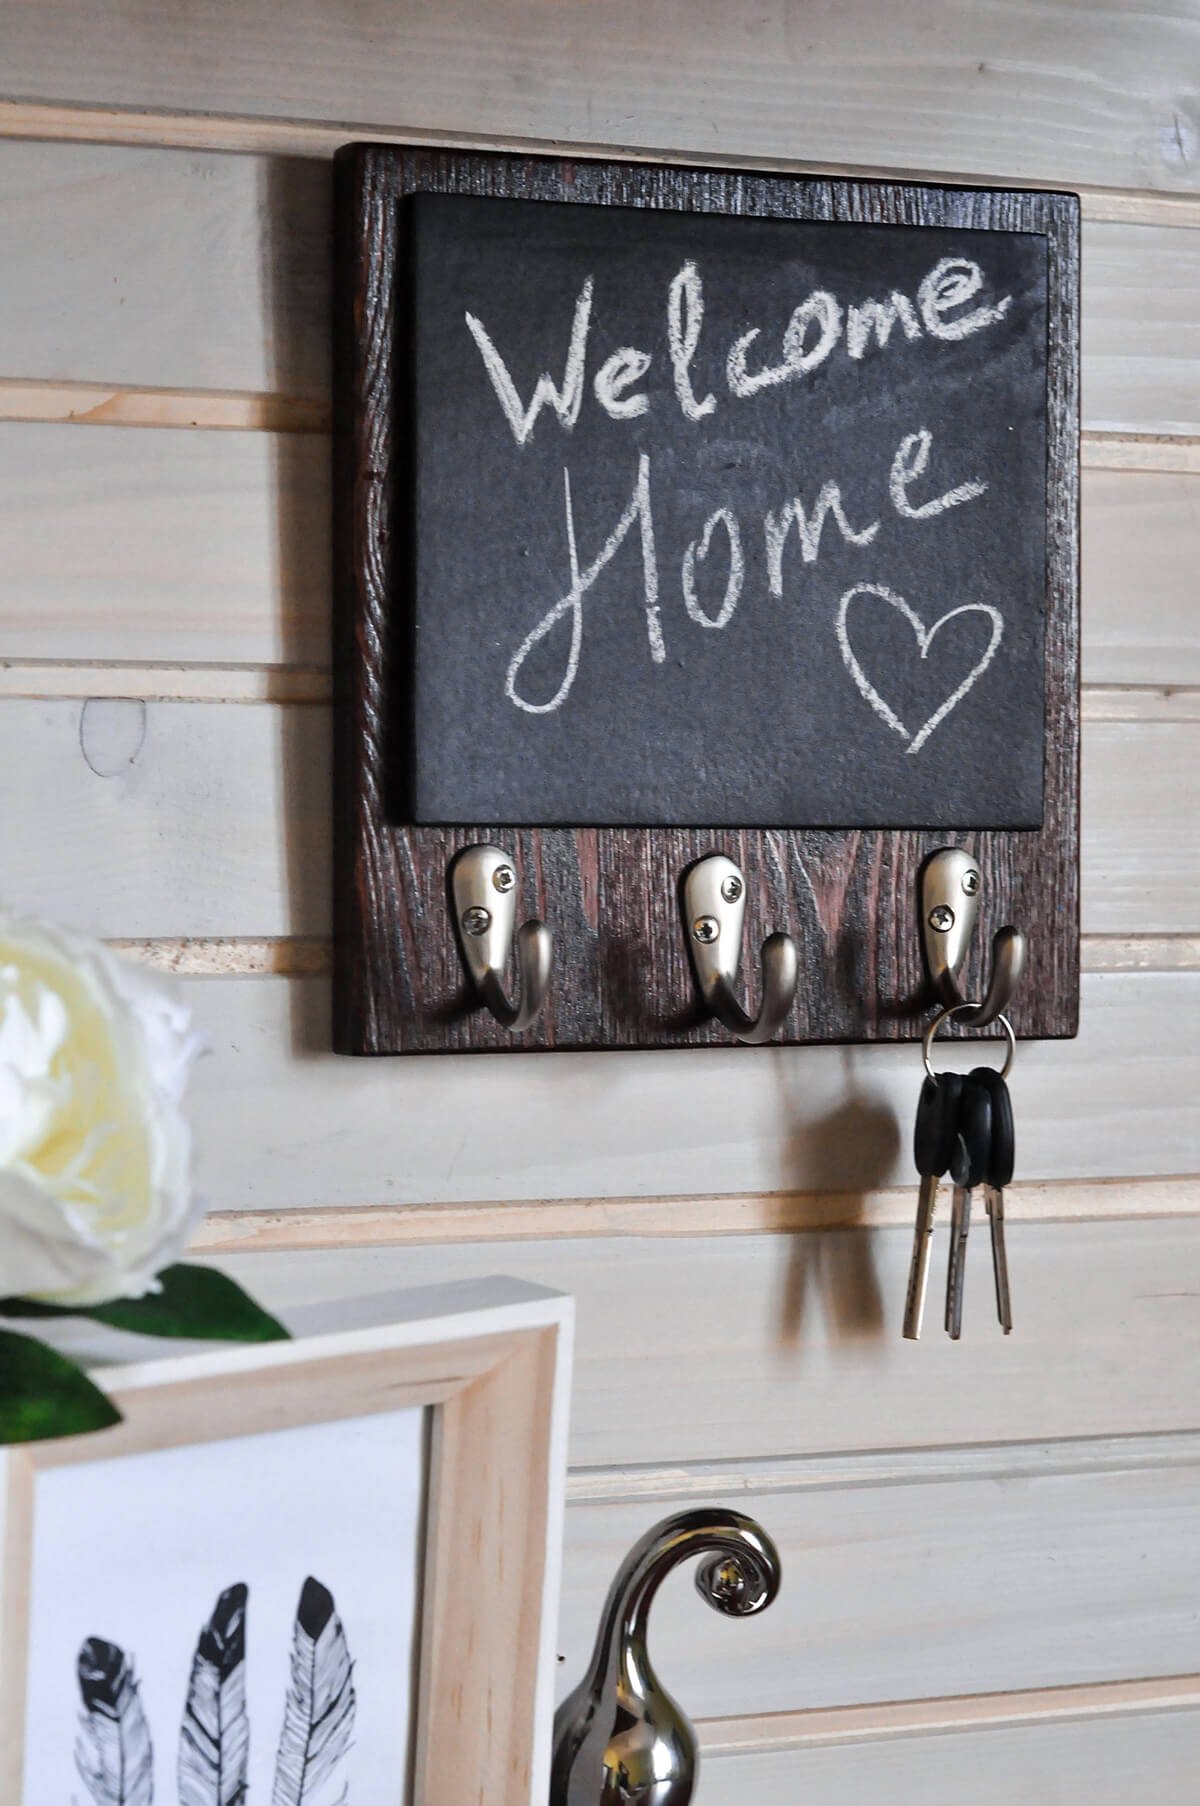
[970,1066,1015,1334]
[904,1071,964,1340]
[945,1077,991,1340]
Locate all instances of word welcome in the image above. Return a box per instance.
[505,424,996,752]
[466,257,1012,445]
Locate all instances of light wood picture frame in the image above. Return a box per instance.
[0,1276,573,1805]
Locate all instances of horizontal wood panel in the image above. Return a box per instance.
[693,1706,1200,1805]
[0,3,1198,195]
[2,696,1194,937]
[3,698,330,939]
[0,428,1191,678]
[1082,470,1200,684]
[1082,222,1200,434]
[0,425,330,667]
[0,142,329,398]
[1081,722,1200,933]
[557,1462,1200,1715]
[169,972,1200,1204]
[203,1212,1200,1465]
[0,145,1196,436]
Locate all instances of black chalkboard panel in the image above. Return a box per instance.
[406,193,1048,828]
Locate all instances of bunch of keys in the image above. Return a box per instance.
[903,1005,1016,1341]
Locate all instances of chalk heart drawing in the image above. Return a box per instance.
[835,582,1004,756]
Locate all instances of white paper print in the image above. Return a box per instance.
[24,1407,425,1805]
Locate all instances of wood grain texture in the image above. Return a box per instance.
[1085,431,1200,472]
[0,142,1191,437]
[0,141,330,397]
[202,1215,1200,1466]
[1083,470,1200,684]
[0,699,1188,943]
[697,1671,1200,1752]
[333,146,1081,1050]
[557,1462,1200,1715]
[165,972,1200,1212]
[189,1174,1200,1255]
[0,1,1198,196]
[2,698,331,940]
[0,423,330,667]
[1082,723,1200,932]
[689,1706,1200,1805]
[416,1324,563,1806]
[0,423,1174,676]
[1082,222,1200,434]
[86,931,1200,979]
[0,378,326,431]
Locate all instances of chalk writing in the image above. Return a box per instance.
[466,255,1012,440]
[442,222,1034,772]
[505,453,660,715]
[408,190,1049,826]
[501,427,995,745]
[835,583,1004,756]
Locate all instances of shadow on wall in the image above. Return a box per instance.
[263,155,336,1057]
[773,1049,899,1343]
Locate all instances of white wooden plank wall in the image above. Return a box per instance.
[1,5,1198,1794]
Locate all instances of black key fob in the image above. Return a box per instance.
[970,1066,1015,1189]
[949,1077,992,1190]
[913,1071,965,1177]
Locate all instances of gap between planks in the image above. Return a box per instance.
[189,1173,1200,1254]
[694,1674,1200,1758]
[565,1429,1200,1506]
[4,666,1199,724]
[101,934,1200,980]
[0,375,1197,478]
[1,98,1200,230]
[0,378,329,432]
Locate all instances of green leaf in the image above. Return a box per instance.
[0,1329,121,1443]
[0,1266,289,1343]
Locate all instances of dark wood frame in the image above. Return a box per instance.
[332,145,1079,1054]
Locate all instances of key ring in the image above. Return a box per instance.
[922,1003,1016,1082]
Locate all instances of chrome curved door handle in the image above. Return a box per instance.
[550,1508,781,1806]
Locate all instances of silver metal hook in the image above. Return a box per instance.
[682,854,798,1045]
[450,844,552,1033]
[921,848,1026,1029]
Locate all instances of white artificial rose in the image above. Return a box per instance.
[0,910,206,1305]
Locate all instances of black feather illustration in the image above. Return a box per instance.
[271,1577,355,1806]
[178,1583,250,1806]
[74,1637,155,1806]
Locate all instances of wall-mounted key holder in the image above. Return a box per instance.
[333,146,1079,1053]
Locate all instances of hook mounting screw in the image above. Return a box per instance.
[682,854,798,1044]
[450,844,553,1034]
[920,848,1026,1030]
